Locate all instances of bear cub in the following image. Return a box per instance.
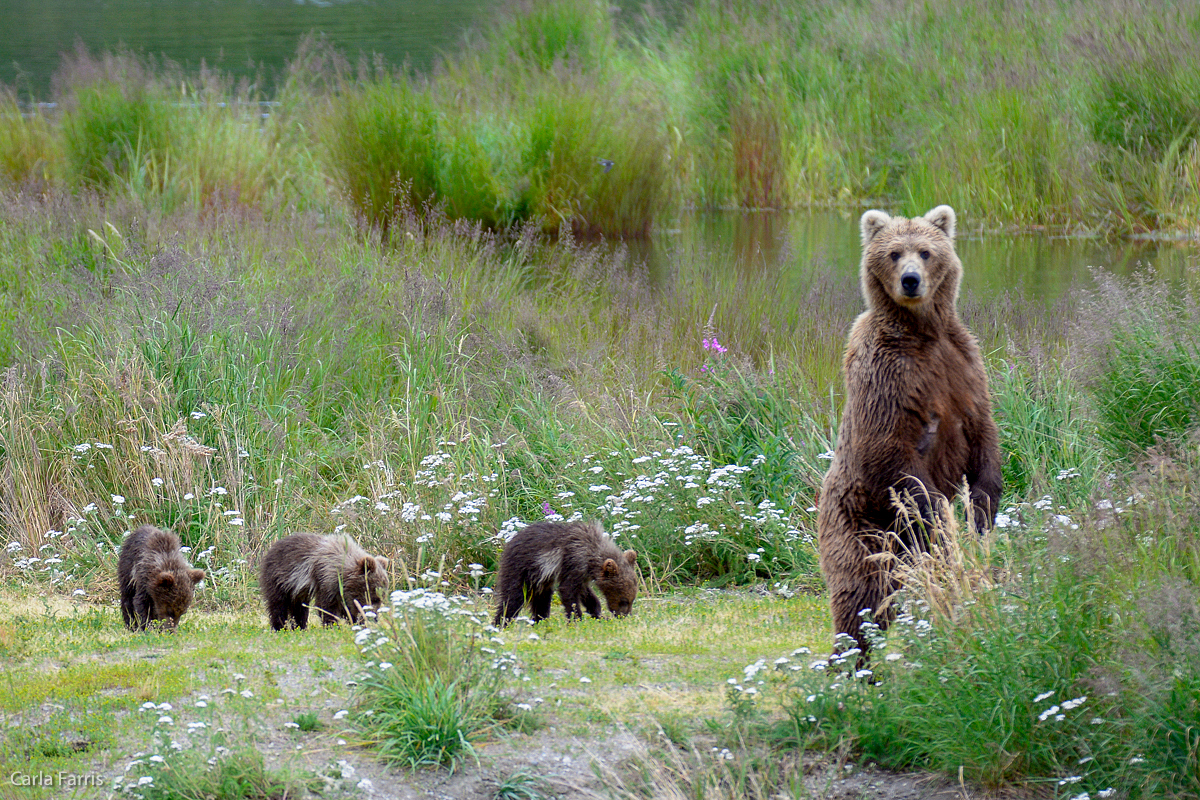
[492,520,637,626]
[118,525,206,632]
[259,532,389,630]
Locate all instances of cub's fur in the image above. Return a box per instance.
[492,520,638,626]
[259,533,389,630]
[118,525,206,631]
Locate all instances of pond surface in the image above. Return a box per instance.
[1,0,489,99]
[650,211,1200,304]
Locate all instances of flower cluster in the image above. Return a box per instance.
[333,441,499,549]
[699,335,729,374]
[355,580,522,678]
[112,673,297,798]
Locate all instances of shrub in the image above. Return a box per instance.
[323,75,440,229]
[353,587,516,770]
[1075,272,1200,460]
[515,69,674,237]
[61,81,175,192]
[0,92,60,189]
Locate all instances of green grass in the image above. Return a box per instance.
[0,584,833,798]
[124,748,311,800]
[0,593,358,799]
[355,591,507,770]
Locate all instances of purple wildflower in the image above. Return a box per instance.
[703,336,728,354]
[542,501,553,517]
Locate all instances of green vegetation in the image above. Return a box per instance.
[1,1,1199,796]
[712,484,1199,799]
[6,0,1200,232]
[355,590,510,770]
[0,586,832,799]
[127,748,311,800]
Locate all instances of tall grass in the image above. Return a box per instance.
[50,48,293,213]
[2,179,1197,595]
[7,1,1200,232]
[322,72,441,228]
[725,485,1199,797]
[0,192,836,589]
[1074,271,1200,460]
[0,92,60,189]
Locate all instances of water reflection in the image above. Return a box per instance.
[642,211,1200,304]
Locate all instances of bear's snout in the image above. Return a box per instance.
[900,270,922,297]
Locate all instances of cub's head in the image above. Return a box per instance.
[859,205,961,313]
[343,554,390,621]
[150,568,206,631]
[597,549,638,618]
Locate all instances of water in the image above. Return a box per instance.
[2,1,1197,294]
[0,0,488,99]
[650,211,1200,304]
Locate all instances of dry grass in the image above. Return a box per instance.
[885,486,1008,629]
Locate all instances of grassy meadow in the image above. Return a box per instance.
[1,0,1199,797]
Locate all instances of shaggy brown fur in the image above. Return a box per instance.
[259,533,389,630]
[118,525,206,632]
[492,520,638,626]
[817,205,1002,652]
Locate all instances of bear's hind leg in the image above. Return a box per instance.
[557,579,587,620]
[820,495,894,656]
[492,594,522,627]
[828,556,893,655]
[267,606,287,631]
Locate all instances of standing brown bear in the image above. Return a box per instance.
[492,520,637,626]
[259,533,389,630]
[118,525,206,632]
[818,205,1002,653]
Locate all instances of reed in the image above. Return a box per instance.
[7,0,1200,233]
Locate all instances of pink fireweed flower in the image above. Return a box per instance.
[542,501,554,517]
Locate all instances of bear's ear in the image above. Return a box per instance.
[359,556,376,573]
[860,210,891,246]
[923,205,956,239]
[602,558,618,576]
[155,572,176,589]
[375,556,389,571]
[623,549,636,565]
[188,569,206,585]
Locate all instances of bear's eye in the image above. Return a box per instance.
[889,251,900,262]
[919,250,930,260]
